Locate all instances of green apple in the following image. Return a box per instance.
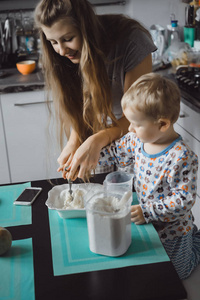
[0,227,12,255]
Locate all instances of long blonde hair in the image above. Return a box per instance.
[34,0,152,146]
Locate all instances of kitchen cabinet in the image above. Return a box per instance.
[0,97,10,184]
[174,100,200,228]
[1,90,65,183]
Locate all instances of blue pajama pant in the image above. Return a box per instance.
[163,225,200,280]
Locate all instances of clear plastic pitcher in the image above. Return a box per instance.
[103,171,133,196]
[85,190,132,257]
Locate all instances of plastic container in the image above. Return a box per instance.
[85,191,132,257]
[169,20,180,46]
[103,171,133,196]
[184,26,195,47]
[45,183,102,219]
[187,48,200,67]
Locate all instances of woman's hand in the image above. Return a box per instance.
[57,129,80,179]
[66,134,102,181]
[64,117,130,181]
[131,205,145,225]
[57,142,78,178]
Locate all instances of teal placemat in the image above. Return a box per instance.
[48,193,169,276]
[0,238,35,300]
[0,182,32,227]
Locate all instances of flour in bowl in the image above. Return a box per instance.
[60,189,85,209]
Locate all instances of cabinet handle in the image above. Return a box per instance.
[14,100,53,106]
[179,112,186,118]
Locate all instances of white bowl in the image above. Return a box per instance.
[46,183,103,218]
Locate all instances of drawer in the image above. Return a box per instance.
[1,91,61,183]
[176,101,200,141]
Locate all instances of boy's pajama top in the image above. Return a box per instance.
[98,132,200,279]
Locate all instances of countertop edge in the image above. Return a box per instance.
[0,67,199,113]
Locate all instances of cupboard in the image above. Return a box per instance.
[174,100,200,228]
[0,90,63,183]
[0,99,10,184]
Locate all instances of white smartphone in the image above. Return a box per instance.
[14,187,42,206]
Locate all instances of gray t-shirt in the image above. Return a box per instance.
[106,28,157,120]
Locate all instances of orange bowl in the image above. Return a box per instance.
[16,60,36,75]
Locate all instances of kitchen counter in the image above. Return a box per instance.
[156,67,200,113]
[0,66,199,113]
[0,68,45,93]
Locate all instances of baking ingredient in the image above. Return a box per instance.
[0,227,12,255]
[91,196,120,213]
[86,193,132,256]
[60,189,85,209]
[91,191,132,213]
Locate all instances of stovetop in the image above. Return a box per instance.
[176,66,200,100]
[164,66,200,113]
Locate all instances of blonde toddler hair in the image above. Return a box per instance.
[121,72,180,124]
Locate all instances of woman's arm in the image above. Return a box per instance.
[64,54,152,180]
[124,54,152,92]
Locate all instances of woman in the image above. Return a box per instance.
[34,0,156,181]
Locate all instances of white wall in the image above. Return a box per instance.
[0,0,188,32]
[95,0,187,30]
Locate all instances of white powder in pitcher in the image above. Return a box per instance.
[91,196,120,213]
[59,189,85,209]
[86,195,131,256]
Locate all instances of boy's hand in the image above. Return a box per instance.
[131,205,145,225]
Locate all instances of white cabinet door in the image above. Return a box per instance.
[193,195,200,230]
[177,102,200,141]
[0,97,10,184]
[174,104,200,229]
[174,123,200,229]
[175,109,200,198]
[1,91,64,183]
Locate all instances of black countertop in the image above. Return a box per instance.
[0,68,45,94]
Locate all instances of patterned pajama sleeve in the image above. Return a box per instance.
[141,150,198,224]
[98,133,136,169]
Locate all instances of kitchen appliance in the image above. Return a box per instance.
[166,66,200,105]
[0,14,39,69]
[150,24,165,65]
[184,4,195,47]
[0,17,18,68]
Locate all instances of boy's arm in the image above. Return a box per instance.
[141,152,198,224]
[98,132,136,169]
